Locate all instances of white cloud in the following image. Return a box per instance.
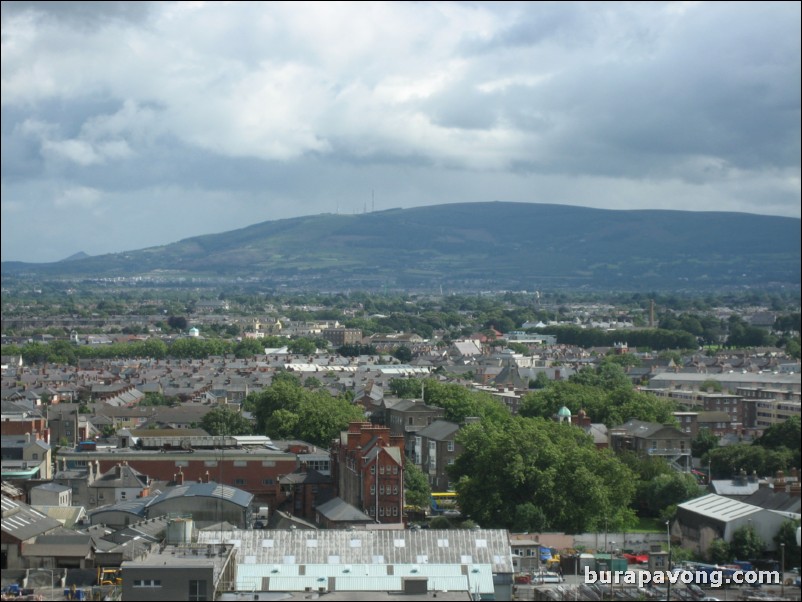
[1,1,799,262]
[54,186,103,209]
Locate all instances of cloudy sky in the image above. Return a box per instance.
[2,1,799,263]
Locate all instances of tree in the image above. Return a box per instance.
[294,394,365,446]
[774,519,802,570]
[389,377,423,399]
[139,393,175,407]
[167,315,188,331]
[200,406,252,436]
[529,372,551,390]
[637,472,703,518]
[692,428,719,458]
[393,345,413,363]
[699,379,723,393]
[706,444,793,479]
[234,339,265,358]
[569,363,632,390]
[450,417,636,533]
[754,416,801,468]
[404,462,431,509]
[708,539,732,564]
[729,524,764,561]
[288,337,316,355]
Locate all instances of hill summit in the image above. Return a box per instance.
[2,202,799,291]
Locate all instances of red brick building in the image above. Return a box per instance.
[58,447,298,509]
[332,422,405,523]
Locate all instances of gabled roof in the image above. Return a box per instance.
[741,488,802,514]
[1,495,62,541]
[315,497,374,523]
[677,493,762,522]
[417,420,460,441]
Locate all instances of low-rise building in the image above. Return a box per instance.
[121,543,236,602]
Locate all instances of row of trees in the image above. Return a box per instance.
[0,335,329,365]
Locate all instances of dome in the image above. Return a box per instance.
[557,406,572,418]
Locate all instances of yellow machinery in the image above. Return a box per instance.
[96,568,122,586]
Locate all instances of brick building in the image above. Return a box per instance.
[320,328,363,348]
[331,422,405,523]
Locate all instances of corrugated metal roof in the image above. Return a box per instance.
[304,564,387,577]
[264,576,323,591]
[334,576,402,591]
[198,529,513,573]
[678,493,762,521]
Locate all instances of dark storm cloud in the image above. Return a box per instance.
[1,1,155,28]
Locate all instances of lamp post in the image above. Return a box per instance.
[575,554,579,602]
[665,520,672,602]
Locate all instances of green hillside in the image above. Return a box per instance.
[3,202,799,291]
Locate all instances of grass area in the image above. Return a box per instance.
[630,517,667,533]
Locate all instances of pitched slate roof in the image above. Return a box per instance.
[417,420,460,441]
[315,497,374,523]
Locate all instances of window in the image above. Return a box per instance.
[189,579,207,601]
[262,478,274,485]
[393,485,398,495]
[447,441,454,452]
[121,491,127,499]
[370,484,375,495]
[380,485,385,495]
[370,465,375,475]
[393,466,398,475]
[32,453,39,460]
[379,506,385,516]
[133,579,162,588]
[379,464,385,474]
[234,479,246,486]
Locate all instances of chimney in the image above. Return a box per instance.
[204,470,211,483]
[775,470,786,492]
[176,469,184,485]
[115,463,122,478]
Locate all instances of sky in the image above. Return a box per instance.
[1,1,800,263]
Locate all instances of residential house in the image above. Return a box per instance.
[89,462,152,509]
[382,399,445,458]
[0,434,52,481]
[609,419,691,472]
[414,420,462,491]
[30,482,72,507]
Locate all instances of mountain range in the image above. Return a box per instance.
[2,202,799,291]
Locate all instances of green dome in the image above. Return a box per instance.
[557,406,572,418]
